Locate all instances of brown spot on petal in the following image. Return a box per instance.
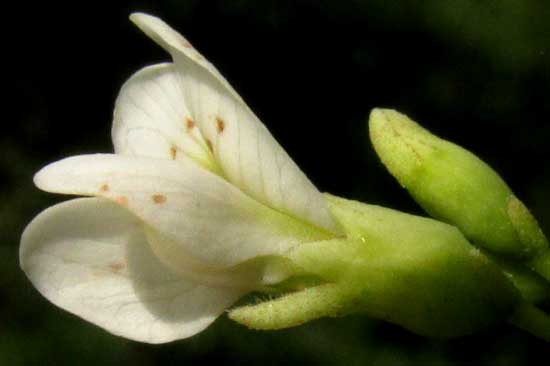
[114,196,128,207]
[185,117,195,130]
[216,117,225,134]
[152,194,167,204]
[99,183,110,193]
[108,262,125,273]
[170,145,177,160]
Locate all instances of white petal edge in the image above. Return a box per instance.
[20,198,245,343]
[129,12,241,100]
[112,63,218,173]
[33,154,331,268]
[129,12,339,234]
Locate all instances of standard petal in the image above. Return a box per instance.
[128,13,240,100]
[34,154,332,268]
[129,13,339,234]
[112,63,220,174]
[20,198,244,343]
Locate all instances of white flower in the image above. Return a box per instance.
[20,13,339,343]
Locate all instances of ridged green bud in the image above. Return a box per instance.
[369,109,550,280]
[230,195,520,338]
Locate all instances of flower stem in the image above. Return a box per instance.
[509,302,550,341]
[530,248,550,283]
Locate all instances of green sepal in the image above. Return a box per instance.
[229,284,352,330]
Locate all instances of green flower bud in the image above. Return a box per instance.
[230,195,520,338]
[369,109,550,280]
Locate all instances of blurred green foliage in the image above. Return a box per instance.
[4,0,550,364]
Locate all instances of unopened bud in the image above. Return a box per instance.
[369,109,549,280]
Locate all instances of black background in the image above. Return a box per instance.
[4,1,550,364]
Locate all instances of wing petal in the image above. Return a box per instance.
[20,198,244,343]
[34,155,331,268]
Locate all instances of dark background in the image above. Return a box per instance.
[3,0,550,364]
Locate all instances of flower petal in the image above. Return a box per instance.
[20,198,244,343]
[129,13,339,234]
[34,155,332,268]
[112,63,220,174]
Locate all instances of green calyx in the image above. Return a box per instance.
[230,195,521,338]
